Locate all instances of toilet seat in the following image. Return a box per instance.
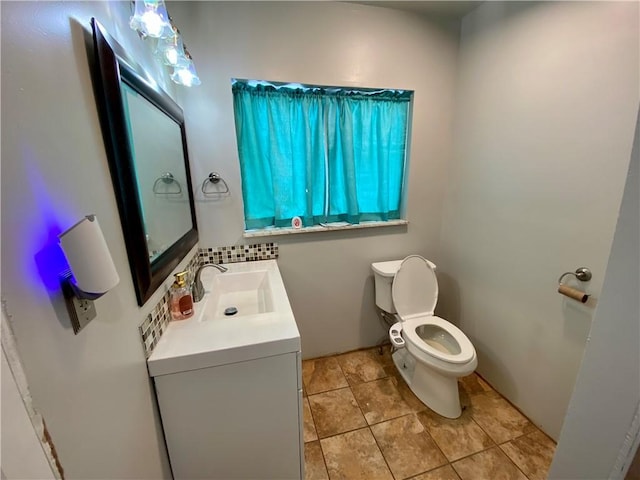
[402,316,475,364]
[392,255,475,365]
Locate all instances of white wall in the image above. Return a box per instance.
[0,2,182,478]
[439,1,638,439]
[549,108,639,479]
[2,325,55,480]
[169,1,460,358]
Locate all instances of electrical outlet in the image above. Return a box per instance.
[60,271,98,334]
[71,296,97,332]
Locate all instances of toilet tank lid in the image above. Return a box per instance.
[372,258,436,277]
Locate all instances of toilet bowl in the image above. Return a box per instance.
[372,255,477,418]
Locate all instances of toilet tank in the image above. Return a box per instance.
[371,258,437,314]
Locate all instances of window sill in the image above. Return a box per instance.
[243,219,409,238]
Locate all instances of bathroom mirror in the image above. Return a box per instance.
[91,19,198,306]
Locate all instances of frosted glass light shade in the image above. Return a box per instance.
[130,0,172,38]
[171,58,201,87]
[155,28,188,67]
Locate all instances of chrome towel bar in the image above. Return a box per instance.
[152,172,183,195]
[201,172,230,196]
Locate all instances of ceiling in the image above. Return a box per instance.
[351,1,483,19]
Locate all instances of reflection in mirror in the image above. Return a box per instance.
[91,19,198,305]
[121,84,193,262]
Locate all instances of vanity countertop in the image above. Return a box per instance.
[147,260,300,377]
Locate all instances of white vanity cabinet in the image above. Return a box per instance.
[147,260,303,479]
[153,351,303,480]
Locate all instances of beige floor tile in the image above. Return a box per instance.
[458,373,493,396]
[417,408,494,462]
[304,441,329,480]
[321,428,394,480]
[304,351,548,480]
[411,464,461,480]
[303,397,318,443]
[337,348,388,386]
[302,356,349,394]
[308,387,367,438]
[452,447,527,480]
[383,363,399,379]
[352,377,413,425]
[469,392,532,444]
[500,429,556,480]
[389,373,429,413]
[370,414,447,479]
[379,344,395,366]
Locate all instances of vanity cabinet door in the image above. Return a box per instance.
[154,352,301,479]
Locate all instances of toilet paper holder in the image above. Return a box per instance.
[558,267,592,284]
[558,267,592,303]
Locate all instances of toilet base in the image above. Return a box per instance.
[392,349,463,419]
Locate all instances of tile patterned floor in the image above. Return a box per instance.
[302,346,556,480]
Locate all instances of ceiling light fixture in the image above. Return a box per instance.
[129,0,172,38]
[171,51,201,87]
[129,1,201,87]
[155,26,188,67]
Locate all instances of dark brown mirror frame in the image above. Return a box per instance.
[91,19,198,306]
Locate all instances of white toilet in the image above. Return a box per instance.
[371,255,477,418]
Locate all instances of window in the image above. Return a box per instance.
[231,79,412,233]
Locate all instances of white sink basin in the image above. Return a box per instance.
[147,260,300,377]
[206,270,274,319]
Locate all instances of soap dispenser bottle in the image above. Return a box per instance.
[170,271,194,320]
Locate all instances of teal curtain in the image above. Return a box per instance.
[232,80,411,229]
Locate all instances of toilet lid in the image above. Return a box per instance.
[392,255,438,319]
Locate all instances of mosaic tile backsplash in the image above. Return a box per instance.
[139,242,279,358]
[198,243,278,265]
[139,251,200,358]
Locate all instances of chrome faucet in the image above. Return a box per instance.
[192,263,228,303]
